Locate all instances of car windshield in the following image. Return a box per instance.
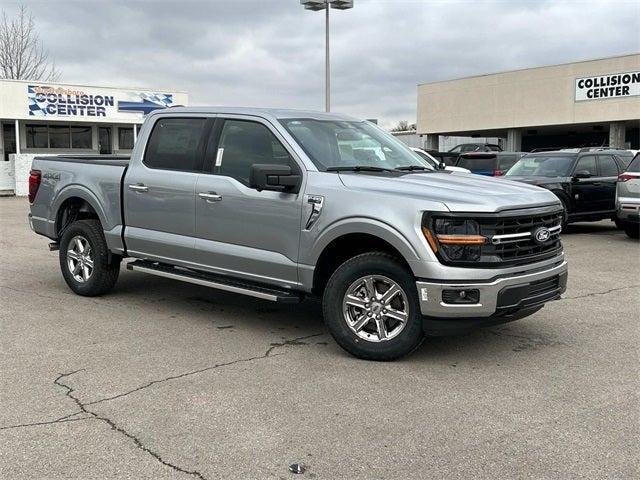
[279,119,430,171]
[506,155,575,177]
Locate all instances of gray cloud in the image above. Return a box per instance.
[2,0,638,127]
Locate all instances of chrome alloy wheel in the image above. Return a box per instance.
[66,235,94,283]
[342,275,409,342]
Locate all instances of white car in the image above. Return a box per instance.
[411,148,471,173]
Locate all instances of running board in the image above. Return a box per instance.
[126,260,303,303]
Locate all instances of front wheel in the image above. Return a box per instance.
[59,219,120,296]
[322,252,424,361]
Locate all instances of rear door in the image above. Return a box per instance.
[596,154,620,211]
[571,154,599,213]
[193,117,304,288]
[124,116,210,264]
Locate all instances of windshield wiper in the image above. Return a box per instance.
[326,166,398,173]
[396,165,432,171]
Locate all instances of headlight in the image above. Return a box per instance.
[422,218,486,262]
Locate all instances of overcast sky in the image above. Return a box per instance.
[3,0,639,127]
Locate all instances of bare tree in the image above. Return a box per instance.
[390,120,416,132]
[0,5,60,81]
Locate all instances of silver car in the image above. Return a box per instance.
[616,153,640,239]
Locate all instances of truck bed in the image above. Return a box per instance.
[29,154,130,252]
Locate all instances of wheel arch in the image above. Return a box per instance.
[309,220,421,296]
[52,187,107,238]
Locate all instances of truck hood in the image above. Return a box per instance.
[338,171,561,212]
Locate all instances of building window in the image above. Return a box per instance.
[71,126,92,149]
[49,125,71,148]
[26,124,48,148]
[118,127,134,150]
[25,124,94,150]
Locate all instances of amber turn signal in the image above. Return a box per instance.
[436,234,487,245]
[422,227,439,252]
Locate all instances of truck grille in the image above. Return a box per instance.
[479,210,563,265]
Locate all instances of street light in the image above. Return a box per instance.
[301,0,354,112]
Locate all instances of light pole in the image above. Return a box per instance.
[301,0,354,112]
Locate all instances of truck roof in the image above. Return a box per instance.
[153,106,359,122]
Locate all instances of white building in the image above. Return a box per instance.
[0,79,188,195]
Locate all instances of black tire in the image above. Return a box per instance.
[322,252,424,361]
[59,219,120,296]
[624,224,640,239]
[614,218,624,230]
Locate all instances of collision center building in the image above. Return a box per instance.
[0,79,187,194]
[417,54,640,152]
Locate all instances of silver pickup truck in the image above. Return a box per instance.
[28,107,568,360]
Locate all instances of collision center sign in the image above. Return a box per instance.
[575,71,640,101]
[27,85,174,118]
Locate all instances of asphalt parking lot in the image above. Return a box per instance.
[1,196,638,479]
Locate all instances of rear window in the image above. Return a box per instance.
[497,154,519,171]
[627,154,640,173]
[457,156,495,171]
[144,118,207,171]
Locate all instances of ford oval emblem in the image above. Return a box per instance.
[533,227,551,244]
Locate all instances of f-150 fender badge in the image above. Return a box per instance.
[43,172,61,181]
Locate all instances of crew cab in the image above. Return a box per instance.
[504,149,629,228]
[28,108,568,360]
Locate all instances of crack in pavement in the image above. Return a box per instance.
[562,284,640,300]
[85,333,325,407]
[1,332,325,479]
[54,369,208,480]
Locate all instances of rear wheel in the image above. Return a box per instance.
[623,223,640,239]
[322,252,424,361]
[59,219,120,296]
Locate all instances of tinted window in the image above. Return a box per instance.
[118,127,134,150]
[144,118,206,171]
[627,154,640,173]
[457,156,495,171]
[217,120,293,185]
[448,145,462,153]
[506,155,575,177]
[460,144,480,153]
[598,155,619,177]
[614,152,633,168]
[487,144,501,151]
[26,124,48,148]
[49,125,70,148]
[71,126,92,149]
[574,155,596,175]
[497,154,518,171]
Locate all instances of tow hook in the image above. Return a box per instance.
[49,242,60,251]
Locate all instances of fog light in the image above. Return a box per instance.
[442,289,480,304]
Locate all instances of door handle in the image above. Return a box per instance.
[129,183,148,192]
[198,192,222,202]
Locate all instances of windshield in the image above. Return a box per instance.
[279,119,430,171]
[506,155,575,177]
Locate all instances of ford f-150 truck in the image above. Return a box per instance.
[28,107,568,360]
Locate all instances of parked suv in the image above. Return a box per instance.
[456,152,524,176]
[504,149,629,228]
[616,153,640,239]
[28,108,567,361]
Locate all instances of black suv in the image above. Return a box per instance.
[504,149,631,228]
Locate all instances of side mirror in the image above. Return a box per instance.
[250,164,301,193]
[573,170,592,180]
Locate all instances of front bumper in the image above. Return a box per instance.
[416,259,568,319]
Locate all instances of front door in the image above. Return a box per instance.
[1,124,16,191]
[123,116,209,264]
[98,127,112,154]
[571,154,599,214]
[194,118,303,288]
